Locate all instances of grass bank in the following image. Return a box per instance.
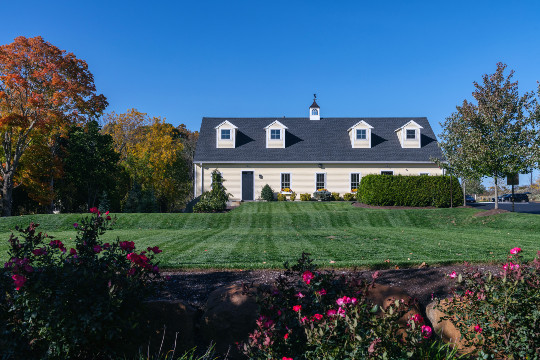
[0,202,538,269]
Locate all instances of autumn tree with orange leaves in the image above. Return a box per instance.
[0,36,107,216]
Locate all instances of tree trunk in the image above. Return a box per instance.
[463,181,467,207]
[494,177,499,210]
[2,171,14,217]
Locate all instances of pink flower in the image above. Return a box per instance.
[300,316,308,323]
[119,241,135,251]
[295,292,305,298]
[283,333,289,340]
[316,289,327,295]
[336,296,352,306]
[89,207,99,214]
[368,338,381,354]
[337,307,346,317]
[147,246,162,254]
[32,248,47,256]
[12,274,27,290]
[93,245,102,253]
[105,211,109,215]
[312,313,323,321]
[302,270,314,285]
[421,325,432,339]
[510,247,522,255]
[292,305,301,312]
[410,313,424,323]
[449,271,457,279]
[327,309,337,316]
[474,324,482,333]
[282,357,293,360]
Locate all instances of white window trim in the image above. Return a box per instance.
[380,170,394,175]
[356,129,367,140]
[405,129,417,140]
[265,128,285,148]
[419,172,430,176]
[280,172,292,193]
[350,172,361,191]
[315,172,327,191]
[270,129,281,140]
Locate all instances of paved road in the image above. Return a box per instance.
[469,202,540,215]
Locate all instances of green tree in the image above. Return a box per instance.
[58,120,120,211]
[438,63,539,209]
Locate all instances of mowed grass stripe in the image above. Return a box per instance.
[0,202,538,268]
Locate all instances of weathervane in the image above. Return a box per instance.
[314,93,317,100]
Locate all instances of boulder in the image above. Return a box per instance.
[145,300,198,354]
[200,284,259,357]
[366,283,421,327]
[426,300,477,355]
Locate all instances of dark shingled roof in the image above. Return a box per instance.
[193,117,443,163]
[310,100,320,108]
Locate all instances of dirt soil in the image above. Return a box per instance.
[473,208,509,217]
[159,264,501,309]
[352,202,437,210]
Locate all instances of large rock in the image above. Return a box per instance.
[200,284,259,357]
[426,300,477,355]
[145,300,198,354]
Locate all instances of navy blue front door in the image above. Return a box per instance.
[242,171,254,200]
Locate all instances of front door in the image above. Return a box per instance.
[242,171,254,200]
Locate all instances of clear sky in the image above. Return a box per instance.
[1,0,539,184]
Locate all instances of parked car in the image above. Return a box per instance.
[465,195,476,203]
[508,193,529,202]
[491,195,506,202]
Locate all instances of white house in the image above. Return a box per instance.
[193,98,443,200]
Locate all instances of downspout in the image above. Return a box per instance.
[193,162,197,198]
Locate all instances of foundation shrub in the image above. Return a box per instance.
[261,184,275,202]
[242,253,449,360]
[436,248,540,359]
[290,192,297,201]
[313,190,332,201]
[2,210,163,359]
[343,192,356,201]
[300,193,311,201]
[277,193,287,201]
[331,192,341,201]
[358,175,463,207]
[194,170,230,212]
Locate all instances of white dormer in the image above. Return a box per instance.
[348,120,374,148]
[395,120,423,148]
[264,120,288,148]
[215,120,238,148]
[309,98,320,120]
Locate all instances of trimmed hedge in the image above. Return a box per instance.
[357,174,463,208]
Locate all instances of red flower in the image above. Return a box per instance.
[69,248,77,256]
[282,357,293,360]
[49,240,66,253]
[474,324,482,333]
[510,247,522,254]
[316,289,327,295]
[93,245,102,253]
[327,309,337,316]
[103,243,110,249]
[120,241,135,251]
[421,325,432,339]
[106,216,111,221]
[147,246,162,254]
[12,274,27,290]
[312,314,323,321]
[89,207,99,214]
[32,247,47,256]
[302,270,314,285]
[283,333,289,340]
[292,305,301,312]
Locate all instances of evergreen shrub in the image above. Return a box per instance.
[290,192,297,201]
[300,193,311,201]
[193,170,230,212]
[277,193,286,201]
[357,175,463,207]
[313,190,332,201]
[331,192,341,201]
[261,184,274,201]
[343,193,355,201]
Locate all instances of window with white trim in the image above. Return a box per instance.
[316,173,326,190]
[406,129,416,139]
[356,129,367,140]
[350,173,360,190]
[281,173,291,191]
[419,173,429,176]
[381,171,394,175]
[221,129,231,140]
[270,129,281,140]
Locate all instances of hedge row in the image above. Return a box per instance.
[357,174,463,208]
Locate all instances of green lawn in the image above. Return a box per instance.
[0,202,538,269]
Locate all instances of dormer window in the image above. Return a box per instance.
[270,129,281,140]
[311,108,319,116]
[406,129,416,139]
[395,120,423,148]
[221,129,231,140]
[356,129,367,140]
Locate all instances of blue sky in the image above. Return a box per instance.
[1,0,539,184]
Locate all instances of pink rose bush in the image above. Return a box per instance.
[242,252,447,359]
[1,210,164,358]
[437,247,539,359]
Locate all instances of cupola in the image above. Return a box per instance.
[309,94,320,120]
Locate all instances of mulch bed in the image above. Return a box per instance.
[159,264,500,309]
[473,209,509,217]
